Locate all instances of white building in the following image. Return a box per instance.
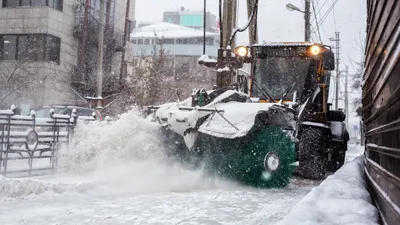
[130,22,219,57]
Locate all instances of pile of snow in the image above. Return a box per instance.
[0,176,91,198]
[65,108,165,173]
[0,107,239,199]
[57,107,237,195]
[279,157,379,225]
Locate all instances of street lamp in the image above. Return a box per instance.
[286,3,305,13]
[285,1,311,42]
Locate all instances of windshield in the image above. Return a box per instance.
[252,57,311,100]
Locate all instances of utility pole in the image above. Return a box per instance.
[344,65,349,127]
[203,0,206,55]
[80,0,90,83]
[330,32,340,110]
[247,0,259,44]
[120,0,131,89]
[104,0,112,74]
[96,0,105,109]
[304,0,311,42]
[216,0,237,88]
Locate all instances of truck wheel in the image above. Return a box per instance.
[298,127,327,180]
[327,142,346,172]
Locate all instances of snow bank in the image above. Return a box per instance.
[0,176,91,198]
[279,157,379,225]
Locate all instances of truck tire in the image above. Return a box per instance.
[327,110,346,122]
[327,142,346,172]
[298,127,327,180]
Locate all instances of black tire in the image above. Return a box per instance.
[327,110,346,122]
[298,127,327,180]
[327,142,346,172]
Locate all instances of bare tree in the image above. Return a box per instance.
[349,32,366,116]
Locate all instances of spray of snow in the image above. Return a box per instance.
[64,108,165,173]
[0,107,239,199]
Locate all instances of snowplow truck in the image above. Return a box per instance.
[146,43,348,187]
[231,42,349,178]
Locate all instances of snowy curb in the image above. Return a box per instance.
[278,157,379,225]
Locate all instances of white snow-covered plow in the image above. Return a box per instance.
[0,105,95,177]
[147,88,297,188]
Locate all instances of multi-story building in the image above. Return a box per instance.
[163,6,218,33]
[0,0,135,112]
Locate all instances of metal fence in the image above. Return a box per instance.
[0,105,95,177]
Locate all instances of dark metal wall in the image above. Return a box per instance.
[363,0,400,224]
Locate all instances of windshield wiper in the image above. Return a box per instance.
[278,83,296,104]
[252,81,276,102]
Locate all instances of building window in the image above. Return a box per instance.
[2,0,63,11]
[138,39,143,45]
[1,36,17,60]
[164,39,174,44]
[0,34,61,64]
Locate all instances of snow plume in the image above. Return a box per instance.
[279,157,379,225]
[60,107,236,194]
[65,107,165,173]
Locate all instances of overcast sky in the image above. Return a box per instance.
[135,0,367,121]
[135,0,366,73]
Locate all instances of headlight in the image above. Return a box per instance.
[235,46,249,57]
[310,45,321,55]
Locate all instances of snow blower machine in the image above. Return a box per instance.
[145,0,348,188]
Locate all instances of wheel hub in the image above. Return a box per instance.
[264,152,280,172]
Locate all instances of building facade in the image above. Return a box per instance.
[163,6,218,33]
[0,0,135,112]
[0,0,77,112]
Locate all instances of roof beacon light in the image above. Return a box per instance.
[310,45,321,55]
[235,46,249,57]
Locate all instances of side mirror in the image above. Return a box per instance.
[322,50,335,71]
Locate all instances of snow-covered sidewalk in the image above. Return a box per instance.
[279,156,379,225]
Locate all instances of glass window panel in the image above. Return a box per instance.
[2,35,17,60]
[28,35,45,61]
[45,35,60,63]
[32,0,47,6]
[4,0,19,7]
[165,39,174,44]
[21,0,30,7]
[48,0,54,7]
[54,0,63,10]
[17,35,28,60]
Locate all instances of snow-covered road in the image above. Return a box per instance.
[0,176,317,225]
[0,110,366,225]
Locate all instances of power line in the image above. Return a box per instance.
[311,0,322,43]
[315,0,339,30]
[332,0,338,31]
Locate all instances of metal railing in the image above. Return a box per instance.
[0,105,96,177]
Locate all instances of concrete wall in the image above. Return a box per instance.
[0,0,78,109]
